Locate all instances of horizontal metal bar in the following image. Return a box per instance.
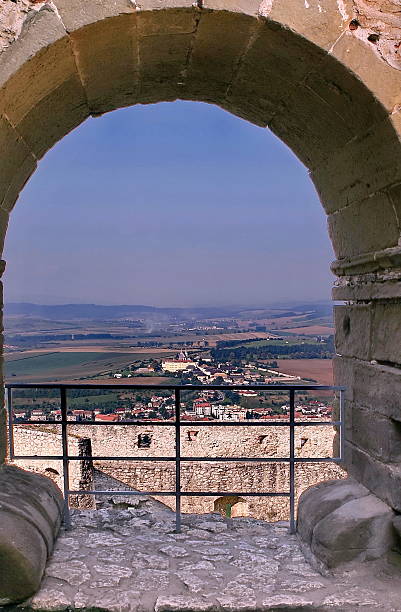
[68,490,291,497]
[13,454,342,463]
[5,383,346,391]
[13,419,341,427]
[15,420,176,426]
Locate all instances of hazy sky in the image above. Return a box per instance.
[3,101,334,307]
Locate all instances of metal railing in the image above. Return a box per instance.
[6,383,345,534]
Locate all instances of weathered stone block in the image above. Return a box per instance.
[333,355,355,404]
[311,494,395,567]
[0,465,64,604]
[332,276,401,301]
[0,208,9,257]
[184,11,256,104]
[0,11,89,157]
[71,15,138,114]
[0,117,36,213]
[268,0,354,49]
[331,32,401,112]
[371,302,401,366]
[328,192,399,259]
[346,442,401,512]
[387,182,401,228]
[137,4,196,36]
[52,0,135,32]
[334,304,372,361]
[347,404,401,464]
[312,119,401,213]
[355,360,401,421]
[297,477,369,544]
[0,27,82,138]
[334,356,401,424]
[0,6,67,92]
[202,0,261,16]
[138,32,193,103]
[137,0,194,10]
[17,75,89,159]
[226,20,325,129]
[304,56,387,143]
[393,515,401,545]
[269,82,352,169]
[0,512,48,605]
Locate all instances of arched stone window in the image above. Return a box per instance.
[214,495,249,518]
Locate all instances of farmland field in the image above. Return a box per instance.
[277,359,333,385]
[275,325,334,336]
[4,350,174,383]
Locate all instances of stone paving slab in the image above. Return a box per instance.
[5,506,401,612]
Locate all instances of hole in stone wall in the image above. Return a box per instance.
[368,33,380,44]
[214,495,249,518]
[343,315,351,337]
[138,433,152,449]
[349,19,359,31]
[44,467,60,475]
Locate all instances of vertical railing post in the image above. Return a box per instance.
[174,388,181,533]
[6,387,14,460]
[289,388,296,534]
[339,388,345,463]
[60,387,71,529]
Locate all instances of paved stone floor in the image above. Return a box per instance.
[12,501,401,611]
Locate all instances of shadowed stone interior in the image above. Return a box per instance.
[0,464,64,605]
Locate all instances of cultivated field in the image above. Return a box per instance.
[275,325,334,336]
[277,359,334,385]
[4,350,175,383]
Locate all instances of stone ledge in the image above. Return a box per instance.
[298,478,396,569]
[0,465,64,605]
[331,246,401,277]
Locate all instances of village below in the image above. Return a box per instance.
[4,301,335,424]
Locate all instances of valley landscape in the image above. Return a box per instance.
[4,301,334,386]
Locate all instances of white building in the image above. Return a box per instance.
[162,350,197,372]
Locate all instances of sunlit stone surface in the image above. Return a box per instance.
[20,505,401,612]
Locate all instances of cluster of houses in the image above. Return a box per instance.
[14,391,332,423]
[161,351,302,385]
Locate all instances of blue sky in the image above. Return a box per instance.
[3,101,334,307]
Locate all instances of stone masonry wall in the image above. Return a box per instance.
[2,0,401,71]
[11,425,94,508]
[97,459,343,520]
[12,423,344,520]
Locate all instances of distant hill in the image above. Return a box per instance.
[4,302,243,321]
[4,301,333,322]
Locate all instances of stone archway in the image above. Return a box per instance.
[214,495,249,518]
[0,0,400,573]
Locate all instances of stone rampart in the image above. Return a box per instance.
[11,423,344,520]
[11,425,94,508]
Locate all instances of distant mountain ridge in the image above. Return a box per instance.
[4,301,332,321]
[4,302,243,320]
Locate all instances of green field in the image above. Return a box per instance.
[4,351,171,383]
[230,338,320,349]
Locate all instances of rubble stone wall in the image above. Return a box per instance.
[11,425,94,507]
[97,459,343,520]
[11,423,344,520]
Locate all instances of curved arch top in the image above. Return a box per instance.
[0,0,400,270]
